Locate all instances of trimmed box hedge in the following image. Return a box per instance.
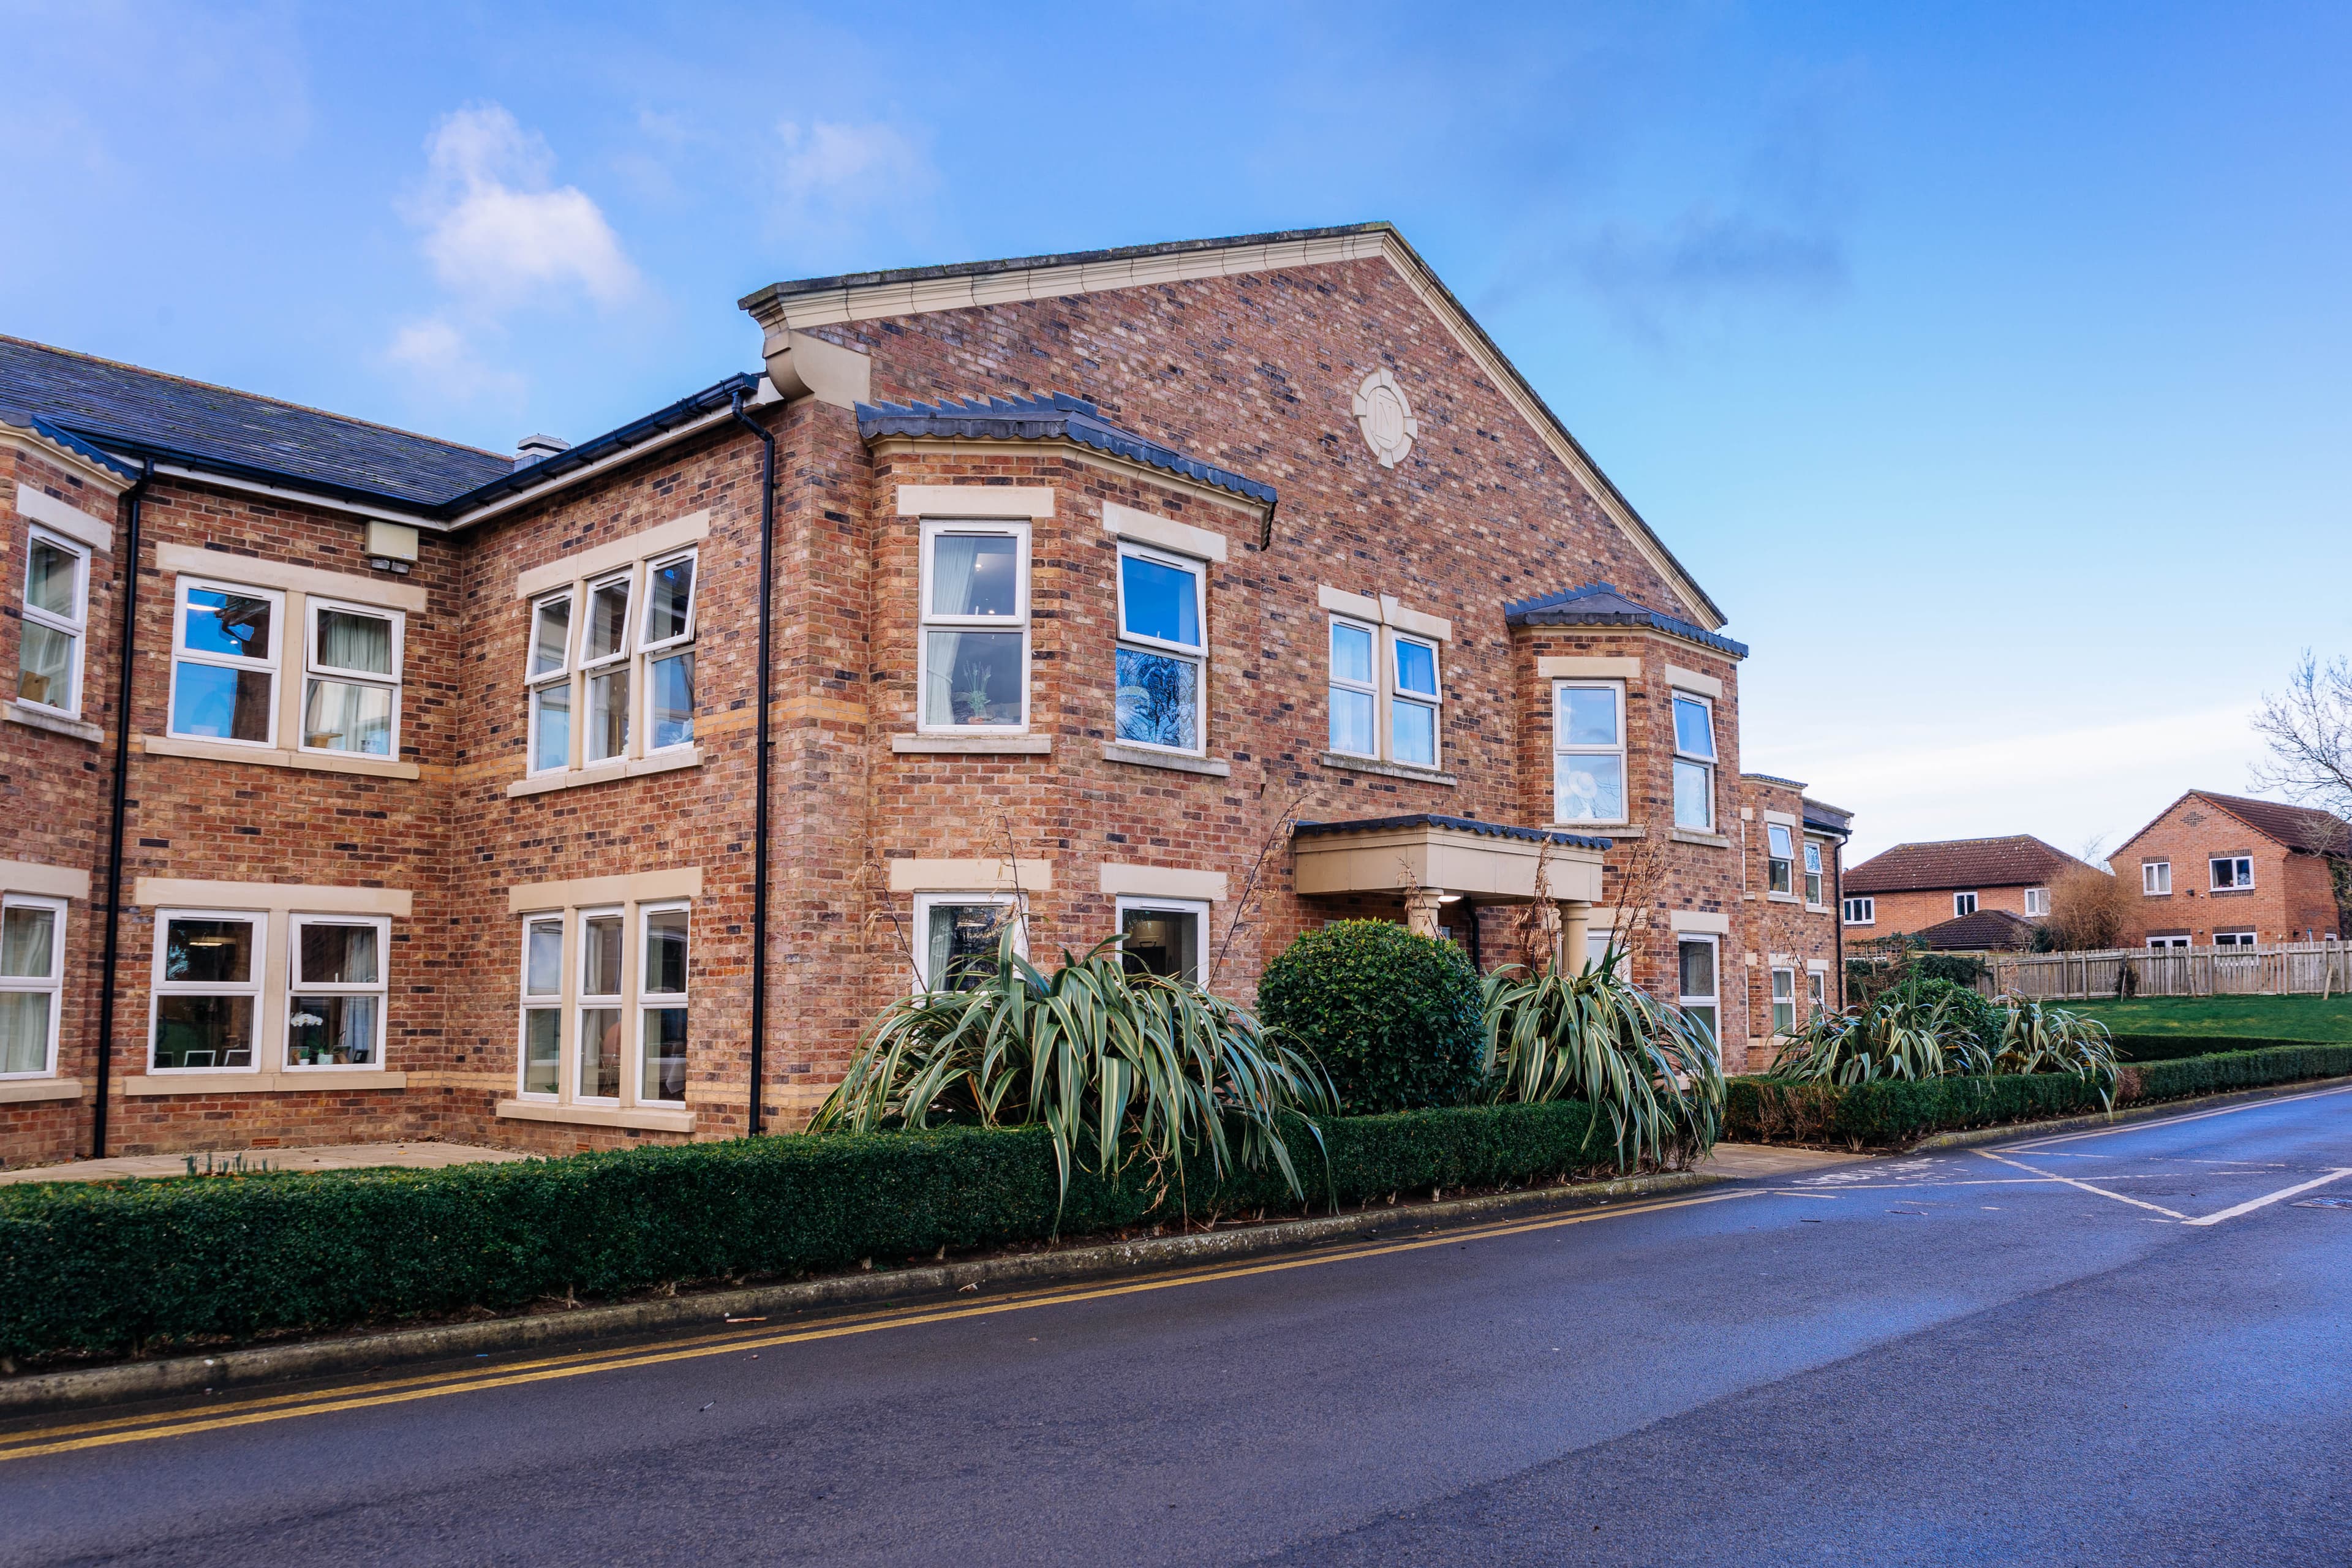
[2124,1042,2352,1100]
[2108,1033,2332,1063]
[0,1101,1615,1361]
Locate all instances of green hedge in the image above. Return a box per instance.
[2108,1033,2329,1063]
[0,1101,1614,1360]
[2126,1043,2352,1099]
[1724,1073,2110,1147]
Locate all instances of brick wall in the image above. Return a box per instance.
[2116,799,2345,946]
[1843,883,2047,939]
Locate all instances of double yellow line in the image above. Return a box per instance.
[0,1187,1760,1463]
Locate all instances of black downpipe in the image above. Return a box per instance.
[728,393,777,1136]
[92,459,153,1159]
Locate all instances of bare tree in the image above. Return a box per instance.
[2046,866,2131,951]
[1207,787,1309,990]
[2253,652,2352,816]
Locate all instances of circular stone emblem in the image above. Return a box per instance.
[1352,369,1419,469]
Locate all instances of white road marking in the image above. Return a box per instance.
[1971,1148,2188,1220]
[2182,1168,2352,1227]
[2005,1082,2352,1151]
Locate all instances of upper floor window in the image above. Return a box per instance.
[18,529,89,717]
[1552,681,1625,824]
[522,549,697,774]
[1327,616,1443,771]
[1671,693,1716,830]
[301,600,402,756]
[0,894,64,1078]
[169,579,282,745]
[2022,886,2050,917]
[1953,891,1979,917]
[1114,543,1205,753]
[1766,823,1795,895]
[920,521,1027,731]
[2211,856,2254,891]
[1329,619,1378,757]
[2143,860,2172,895]
[1390,634,1441,768]
[1804,841,1825,906]
[1843,896,1874,925]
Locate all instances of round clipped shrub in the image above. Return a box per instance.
[1257,919,1485,1114]
[1912,975,2002,1052]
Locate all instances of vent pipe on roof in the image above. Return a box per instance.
[513,434,570,467]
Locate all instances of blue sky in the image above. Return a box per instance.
[6,1,2346,861]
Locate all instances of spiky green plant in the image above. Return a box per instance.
[1993,996,2120,1105]
[810,932,1332,1214]
[1479,952,1725,1170]
[1768,976,1995,1085]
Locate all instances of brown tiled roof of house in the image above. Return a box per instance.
[2190,793,2352,856]
[1841,835,2094,895]
[1910,908,2039,952]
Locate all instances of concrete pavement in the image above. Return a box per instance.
[5,1084,2350,1566]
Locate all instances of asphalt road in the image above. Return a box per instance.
[7,1085,2352,1567]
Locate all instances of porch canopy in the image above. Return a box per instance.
[1291,813,1610,947]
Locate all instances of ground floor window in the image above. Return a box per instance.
[151,910,264,1071]
[912,892,1022,992]
[1771,966,1796,1035]
[2148,935,2190,950]
[0,894,65,1077]
[513,900,693,1106]
[2214,929,2258,948]
[287,914,386,1068]
[1677,936,1719,1049]
[1807,968,1828,1017]
[1115,897,1208,983]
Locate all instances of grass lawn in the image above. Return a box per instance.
[2070,993,2352,1041]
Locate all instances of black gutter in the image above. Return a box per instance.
[91,458,152,1158]
[728,391,776,1137]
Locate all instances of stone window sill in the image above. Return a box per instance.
[1101,742,1231,777]
[123,1070,409,1096]
[140,734,421,780]
[1553,822,1642,838]
[507,746,704,797]
[1318,752,1458,788]
[0,1077,81,1104]
[4,702,103,743]
[1671,829,1733,848]
[1766,892,1800,903]
[892,733,1054,755]
[497,1098,695,1134]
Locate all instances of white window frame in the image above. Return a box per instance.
[298,597,404,760]
[148,907,266,1073]
[1112,541,1208,757]
[635,899,690,1104]
[1803,840,1825,908]
[637,549,700,759]
[1770,966,1797,1036]
[1953,891,1979,917]
[2022,886,2050,918]
[2213,928,2258,948]
[17,526,90,717]
[517,912,566,1100]
[0,892,66,1079]
[1806,968,1828,1017]
[2211,856,2254,891]
[1385,630,1442,771]
[1327,616,1379,760]
[1842,896,1875,925]
[1676,933,1721,1054]
[1671,692,1716,831]
[167,577,285,748]
[1112,894,1210,984]
[918,519,1030,735]
[578,571,636,767]
[573,905,628,1104]
[284,912,390,1071]
[524,586,578,776]
[910,891,1024,992]
[1765,823,1796,898]
[2143,861,2173,895]
[1551,679,1627,826]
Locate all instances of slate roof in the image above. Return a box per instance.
[2128,791,2352,858]
[1291,813,1613,851]
[1502,582,1748,658]
[1909,908,2040,952]
[1802,797,1856,839]
[1841,835,2093,895]
[854,393,1276,507]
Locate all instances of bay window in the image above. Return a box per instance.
[512,896,693,1109]
[0,895,64,1077]
[1804,842,1825,906]
[170,579,281,745]
[1671,693,1716,831]
[919,521,1028,731]
[286,914,387,1068]
[150,910,263,1071]
[18,528,88,716]
[521,546,698,777]
[1552,681,1626,824]
[1114,543,1206,753]
[301,600,402,756]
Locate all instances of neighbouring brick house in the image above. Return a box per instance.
[2113,791,2351,948]
[1839,835,2097,942]
[0,223,1847,1165]
[1736,775,1853,1038]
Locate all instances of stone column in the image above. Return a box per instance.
[1405,890,1444,939]
[1560,899,1592,973]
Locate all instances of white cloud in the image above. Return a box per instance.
[768,119,938,263]
[407,104,638,311]
[383,317,524,407]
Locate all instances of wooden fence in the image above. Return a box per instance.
[1986,942,2352,1001]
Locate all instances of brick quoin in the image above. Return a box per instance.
[0,228,1845,1163]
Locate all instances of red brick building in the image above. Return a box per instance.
[0,224,1846,1164]
[1839,835,2095,943]
[2113,791,2350,948]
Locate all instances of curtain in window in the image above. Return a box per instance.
[0,994,47,1073]
[317,609,391,674]
[17,623,72,707]
[304,680,393,753]
[932,536,981,616]
[2,906,56,978]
